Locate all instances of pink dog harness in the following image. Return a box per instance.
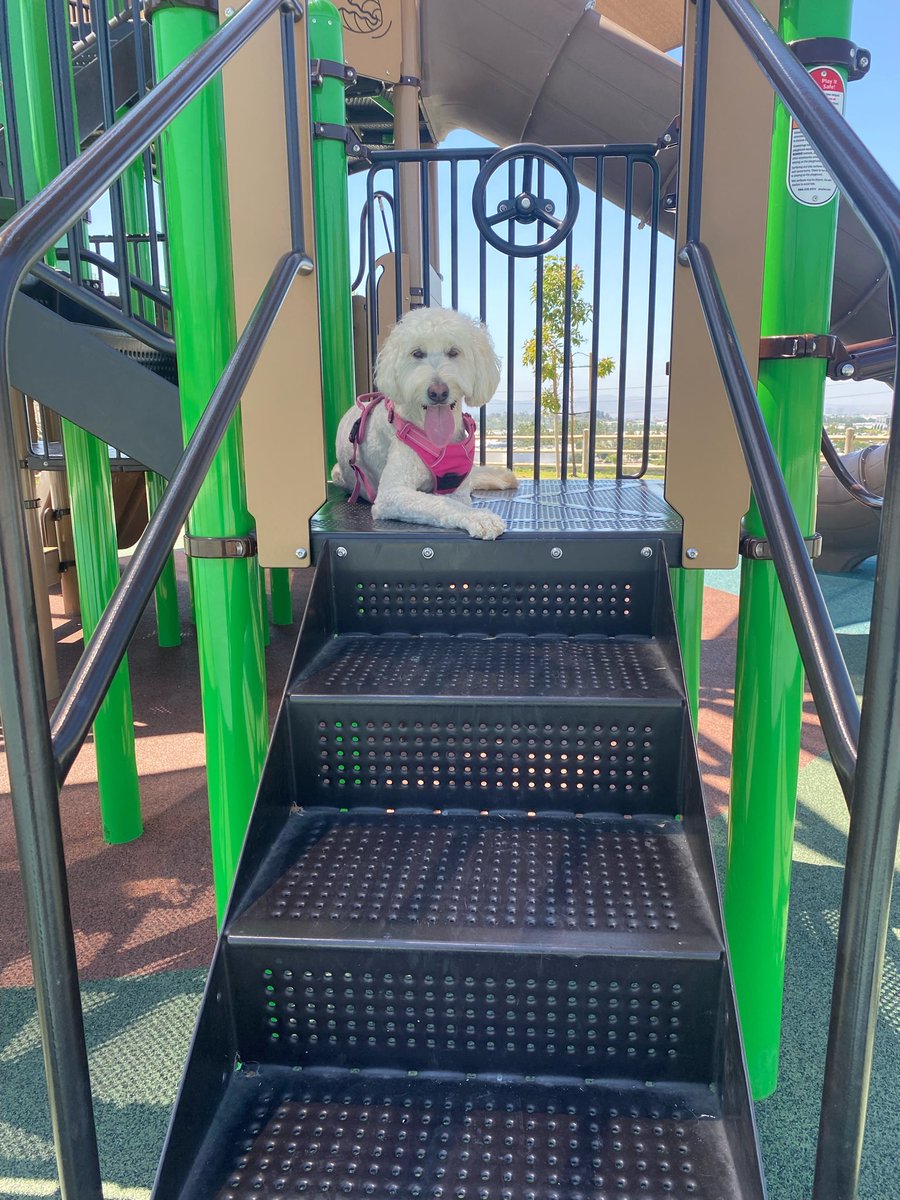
[348,391,477,503]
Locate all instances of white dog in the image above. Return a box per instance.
[332,307,518,538]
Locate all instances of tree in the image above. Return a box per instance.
[523,256,615,476]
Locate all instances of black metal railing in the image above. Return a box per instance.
[685,2,900,1197]
[0,0,173,347]
[356,143,663,481]
[0,3,310,1196]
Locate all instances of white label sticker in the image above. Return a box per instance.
[787,66,845,206]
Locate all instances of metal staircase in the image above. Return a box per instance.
[153,482,766,1199]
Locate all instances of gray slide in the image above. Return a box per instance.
[419,0,892,569]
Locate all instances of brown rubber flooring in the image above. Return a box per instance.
[0,558,828,987]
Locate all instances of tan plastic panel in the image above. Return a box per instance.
[664,0,778,568]
[220,4,325,567]
[595,0,683,52]
[339,0,404,83]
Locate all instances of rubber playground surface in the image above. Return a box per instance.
[0,555,898,1199]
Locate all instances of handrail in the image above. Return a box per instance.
[51,251,307,782]
[689,4,900,1197]
[0,2,306,1196]
[681,240,860,800]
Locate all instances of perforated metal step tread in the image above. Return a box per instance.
[230,811,721,955]
[291,634,682,701]
[312,478,683,547]
[181,1068,762,1200]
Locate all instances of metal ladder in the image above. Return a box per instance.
[152,483,767,1199]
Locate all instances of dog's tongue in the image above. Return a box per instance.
[424,404,455,446]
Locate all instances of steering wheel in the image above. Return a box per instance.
[472,144,580,258]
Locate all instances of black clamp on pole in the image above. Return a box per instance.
[759,333,839,361]
[789,38,871,81]
[313,121,369,159]
[740,532,823,561]
[184,533,258,559]
[310,59,358,87]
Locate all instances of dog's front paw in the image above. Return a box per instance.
[464,510,506,540]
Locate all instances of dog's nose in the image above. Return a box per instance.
[427,381,450,404]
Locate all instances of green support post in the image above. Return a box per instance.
[259,566,271,648]
[7,0,142,844]
[309,0,356,463]
[151,4,268,922]
[121,154,182,648]
[669,567,703,728]
[270,567,293,626]
[724,0,852,1099]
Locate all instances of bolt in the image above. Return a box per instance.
[295,547,308,559]
[422,546,434,559]
[335,546,348,558]
[498,203,508,213]
[521,195,532,209]
[858,55,869,69]
[224,5,234,15]
[840,361,856,378]
[640,546,653,558]
[550,546,563,560]
[663,133,672,144]
[686,547,699,560]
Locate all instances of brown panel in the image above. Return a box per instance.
[664,0,778,568]
[595,0,683,52]
[220,3,326,567]
[338,0,404,83]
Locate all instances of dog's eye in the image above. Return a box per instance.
[447,347,459,358]
[411,349,425,359]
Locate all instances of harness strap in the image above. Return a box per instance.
[348,391,387,503]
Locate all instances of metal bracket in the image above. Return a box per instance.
[184,533,258,560]
[397,74,421,87]
[740,532,822,561]
[657,116,679,152]
[312,122,369,159]
[789,37,871,81]
[759,333,839,361]
[51,506,71,521]
[58,559,76,573]
[662,191,677,213]
[22,498,41,510]
[310,59,358,88]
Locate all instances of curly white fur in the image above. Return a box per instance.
[332,307,518,539]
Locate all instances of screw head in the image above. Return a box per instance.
[858,54,869,68]
[686,547,699,560]
[550,546,563,559]
[640,546,653,558]
[335,546,348,558]
[520,195,532,209]
[422,546,435,559]
[224,5,235,14]
[840,361,856,378]
[295,547,308,559]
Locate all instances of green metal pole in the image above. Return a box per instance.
[145,470,182,647]
[151,4,268,922]
[309,0,356,464]
[669,566,703,727]
[259,565,271,648]
[724,0,852,1099]
[270,566,293,625]
[7,0,142,844]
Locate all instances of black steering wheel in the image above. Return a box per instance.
[472,144,580,258]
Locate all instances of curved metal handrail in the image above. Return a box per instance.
[820,428,884,511]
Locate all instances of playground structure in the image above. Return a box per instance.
[0,1,898,1198]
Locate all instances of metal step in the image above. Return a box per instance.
[168,1067,765,1200]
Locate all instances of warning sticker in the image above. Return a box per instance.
[787,66,845,206]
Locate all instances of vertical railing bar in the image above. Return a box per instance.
[637,157,659,479]
[421,158,432,308]
[45,0,87,287]
[505,159,515,471]
[560,156,575,481]
[478,157,487,464]
[366,165,379,364]
[687,0,711,243]
[616,156,633,478]
[533,159,545,482]
[450,159,459,310]
[392,162,402,322]
[0,4,27,210]
[588,153,604,481]
[280,9,306,254]
[93,0,134,316]
[130,0,166,318]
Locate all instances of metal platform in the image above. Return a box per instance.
[311,479,683,554]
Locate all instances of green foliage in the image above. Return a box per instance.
[522,256,615,414]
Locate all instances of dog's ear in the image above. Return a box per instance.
[465,319,502,408]
[373,322,404,402]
